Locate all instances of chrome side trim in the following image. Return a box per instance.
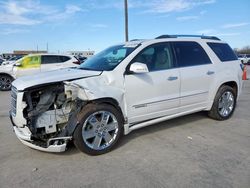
[133,91,209,108]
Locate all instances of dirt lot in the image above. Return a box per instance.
[0,70,249,188]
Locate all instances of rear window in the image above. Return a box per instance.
[59,56,70,62]
[207,43,237,62]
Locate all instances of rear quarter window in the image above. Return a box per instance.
[60,56,71,62]
[207,42,238,62]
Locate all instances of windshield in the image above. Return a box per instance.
[79,44,137,71]
[9,56,21,61]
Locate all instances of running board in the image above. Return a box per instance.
[124,108,205,135]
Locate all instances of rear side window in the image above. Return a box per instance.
[173,42,212,67]
[42,55,61,64]
[207,43,237,62]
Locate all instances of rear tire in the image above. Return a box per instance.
[0,74,13,91]
[208,85,236,120]
[73,103,123,155]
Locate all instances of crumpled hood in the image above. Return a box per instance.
[12,68,102,91]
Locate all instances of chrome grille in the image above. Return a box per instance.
[11,86,17,116]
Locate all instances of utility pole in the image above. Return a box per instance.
[46,42,49,53]
[124,0,129,42]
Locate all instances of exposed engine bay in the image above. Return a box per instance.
[21,83,84,147]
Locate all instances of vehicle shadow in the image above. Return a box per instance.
[117,111,209,148]
[62,111,209,156]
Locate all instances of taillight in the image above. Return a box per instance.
[73,61,80,65]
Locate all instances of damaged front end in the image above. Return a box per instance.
[10,82,85,152]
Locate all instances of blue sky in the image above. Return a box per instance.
[0,0,249,53]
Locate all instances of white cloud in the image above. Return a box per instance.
[176,16,199,21]
[0,14,41,25]
[143,0,216,13]
[65,5,84,14]
[0,1,84,25]
[196,29,240,37]
[83,0,215,13]
[222,22,249,29]
[0,28,29,35]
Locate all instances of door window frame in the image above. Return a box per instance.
[125,42,177,74]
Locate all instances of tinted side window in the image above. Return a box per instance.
[207,43,237,62]
[60,56,70,62]
[131,43,175,72]
[42,55,61,64]
[173,42,212,67]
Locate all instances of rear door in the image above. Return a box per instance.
[172,41,215,112]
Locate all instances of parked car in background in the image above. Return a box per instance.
[0,54,79,91]
[238,54,250,64]
[0,58,4,66]
[10,35,242,155]
[1,56,23,66]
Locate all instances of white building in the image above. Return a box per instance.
[67,51,95,57]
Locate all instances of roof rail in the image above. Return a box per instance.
[129,39,145,41]
[155,34,221,41]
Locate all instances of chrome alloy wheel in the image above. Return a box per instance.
[218,91,234,117]
[0,76,12,90]
[82,111,119,150]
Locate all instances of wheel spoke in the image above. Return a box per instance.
[92,136,102,149]
[226,92,231,100]
[107,122,118,132]
[103,132,113,143]
[83,129,96,139]
[218,100,223,109]
[101,112,110,126]
[88,115,99,128]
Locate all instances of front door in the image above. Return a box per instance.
[124,42,180,124]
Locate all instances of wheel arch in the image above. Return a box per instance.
[206,80,239,111]
[221,81,238,97]
[0,72,14,80]
[88,97,126,123]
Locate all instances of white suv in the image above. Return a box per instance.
[10,35,243,155]
[0,54,79,91]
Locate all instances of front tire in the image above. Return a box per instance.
[0,74,13,91]
[208,85,236,120]
[73,103,123,155]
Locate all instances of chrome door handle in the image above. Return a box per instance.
[207,71,215,75]
[168,76,178,81]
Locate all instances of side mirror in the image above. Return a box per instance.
[129,62,149,74]
[14,62,21,67]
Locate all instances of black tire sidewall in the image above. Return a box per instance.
[214,86,237,120]
[73,103,124,155]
